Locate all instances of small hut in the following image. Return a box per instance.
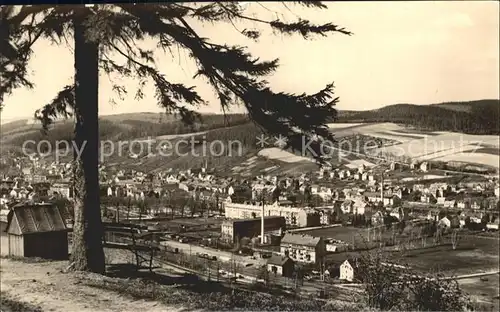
[5,203,69,260]
[266,255,294,278]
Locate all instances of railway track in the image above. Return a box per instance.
[147,250,359,301]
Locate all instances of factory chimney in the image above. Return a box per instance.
[261,194,265,245]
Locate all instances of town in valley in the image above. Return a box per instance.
[0,2,499,312]
[1,116,499,309]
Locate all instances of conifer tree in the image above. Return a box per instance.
[1,3,350,273]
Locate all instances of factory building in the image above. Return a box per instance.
[221,216,286,244]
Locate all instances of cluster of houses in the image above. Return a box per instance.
[3,156,498,225]
[1,153,499,285]
[222,170,499,226]
[265,232,360,282]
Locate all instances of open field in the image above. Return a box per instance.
[378,131,425,140]
[397,239,499,275]
[390,128,441,136]
[417,144,482,161]
[328,122,408,139]
[474,147,500,155]
[303,225,499,276]
[4,120,497,176]
[433,152,500,168]
[328,122,500,171]
[325,123,500,169]
[257,147,313,163]
[326,123,364,129]
[459,275,499,311]
[330,123,500,161]
[344,159,376,168]
[229,154,319,177]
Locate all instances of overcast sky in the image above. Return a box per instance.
[1,1,498,122]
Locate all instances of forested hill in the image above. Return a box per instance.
[2,100,498,149]
[1,113,252,147]
[337,99,500,135]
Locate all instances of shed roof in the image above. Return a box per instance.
[281,233,321,247]
[267,255,293,266]
[6,203,68,235]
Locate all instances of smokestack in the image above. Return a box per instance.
[380,172,384,207]
[261,199,265,245]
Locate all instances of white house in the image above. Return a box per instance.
[456,201,466,209]
[166,174,179,184]
[444,200,456,208]
[317,187,333,201]
[361,173,368,181]
[178,183,189,192]
[9,189,17,198]
[389,207,401,220]
[486,221,499,231]
[420,162,429,172]
[339,259,356,282]
[438,217,451,228]
[311,184,320,195]
[353,200,370,215]
[341,200,354,214]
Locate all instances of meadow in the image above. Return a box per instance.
[327,122,500,169]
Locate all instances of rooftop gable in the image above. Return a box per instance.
[267,255,293,266]
[6,203,68,235]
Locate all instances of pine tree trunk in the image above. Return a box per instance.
[70,9,105,274]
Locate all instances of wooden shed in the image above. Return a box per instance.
[5,203,69,260]
[267,255,295,278]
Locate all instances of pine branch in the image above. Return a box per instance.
[217,2,352,38]
[3,3,350,164]
[295,1,328,9]
[107,38,205,124]
[34,85,75,132]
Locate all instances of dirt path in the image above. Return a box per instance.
[0,258,181,312]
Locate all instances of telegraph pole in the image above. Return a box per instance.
[261,191,265,245]
[206,258,211,281]
[380,171,384,207]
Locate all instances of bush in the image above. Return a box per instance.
[79,272,343,311]
[357,249,472,311]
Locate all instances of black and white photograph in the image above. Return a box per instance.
[0,1,499,311]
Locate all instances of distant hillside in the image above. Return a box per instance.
[338,100,500,135]
[1,113,251,148]
[2,99,498,151]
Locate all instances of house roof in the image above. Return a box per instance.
[363,192,380,198]
[341,255,360,268]
[6,203,68,235]
[223,215,285,225]
[281,233,321,247]
[267,255,293,266]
